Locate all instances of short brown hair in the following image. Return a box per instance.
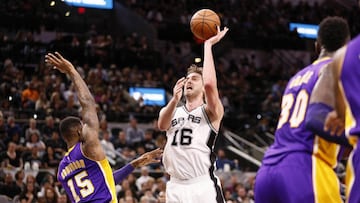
[187,64,203,76]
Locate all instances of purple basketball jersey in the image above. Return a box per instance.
[263,57,340,167]
[255,57,343,203]
[57,143,117,203]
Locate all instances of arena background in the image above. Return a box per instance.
[0,0,359,202]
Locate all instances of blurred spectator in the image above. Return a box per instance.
[23,147,42,170]
[41,116,57,141]
[112,129,129,150]
[0,141,23,169]
[25,131,46,156]
[117,179,137,201]
[0,173,22,199]
[0,111,7,151]
[139,129,157,152]
[21,81,39,109]
[35,92,50,114]
[136,166,152,191]
[233,183,254,203]
[216,148,238,171]
[18,178,38,203]
[14,170,25,190]
[6,116,23,145]
[57,194,69,203]
[126,116,145,147]
[45,130,66,153]
[24,118,41,141]
[100,130,117,166]
[2,59,19,83]
[37,173,61,198]
[99,117,111,139]
[42,146,61,168]
[39,185,58,203]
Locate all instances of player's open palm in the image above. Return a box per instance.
[173,77,186,102]
[205,26,229,45]
[45,52,74,74]
[133,148,163,167]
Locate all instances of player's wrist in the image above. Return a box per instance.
[130,160,140,168]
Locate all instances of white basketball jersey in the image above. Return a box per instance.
[163,104,219,180]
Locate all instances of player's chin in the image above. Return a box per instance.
[183,90,191,97]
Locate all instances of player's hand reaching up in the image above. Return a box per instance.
[131,148,163,168]
[205,26,229,46]
[45,52,75,74]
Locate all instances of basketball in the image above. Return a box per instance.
[190,9,221,41]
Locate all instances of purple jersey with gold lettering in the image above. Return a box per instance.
[57,143,117,203]
[255,57,343,203]
[263,57,341,168]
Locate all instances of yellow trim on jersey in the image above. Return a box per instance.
[338,81,357,146]
[79,143,117,203]
[345,146,356,202]
[312,56,331,65]
[313,136,340,168]
[98,159,117,203]
[312,155,342,203]
[64,143,77,156]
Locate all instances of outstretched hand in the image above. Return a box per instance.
[205,26,229,45]
[45,52,74,74]
[131,148,163,168]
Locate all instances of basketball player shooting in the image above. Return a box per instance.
[157,26,228,203]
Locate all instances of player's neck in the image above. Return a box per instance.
[66,140,78,150]
[185,98,204,111]
[318,49,334,60]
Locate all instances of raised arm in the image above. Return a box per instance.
[203,27,228,127]
[45,52,104,160]
[158,77,186,131]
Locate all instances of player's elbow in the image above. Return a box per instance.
[157,120,169,131]
[204,82,216,91]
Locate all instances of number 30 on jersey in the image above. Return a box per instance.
[277,89,309,129]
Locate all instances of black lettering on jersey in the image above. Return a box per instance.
[171,119,177,127]
[171,117,185,127]
[187,114,201,124]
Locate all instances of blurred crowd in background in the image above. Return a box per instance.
[0,0,359,202]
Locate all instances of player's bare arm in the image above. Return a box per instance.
[158,77,186,131]
[130,148,163,168]
[45,52,104,160]
[307,47,347,138]
[203,27,228,128]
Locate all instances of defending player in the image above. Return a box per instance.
[254,17,350,203]
[307,33,360,202]
[157,26,228,203]
[46,52,162,203]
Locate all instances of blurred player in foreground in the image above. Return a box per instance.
[254,16,351,203]
[307,32,360,202]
